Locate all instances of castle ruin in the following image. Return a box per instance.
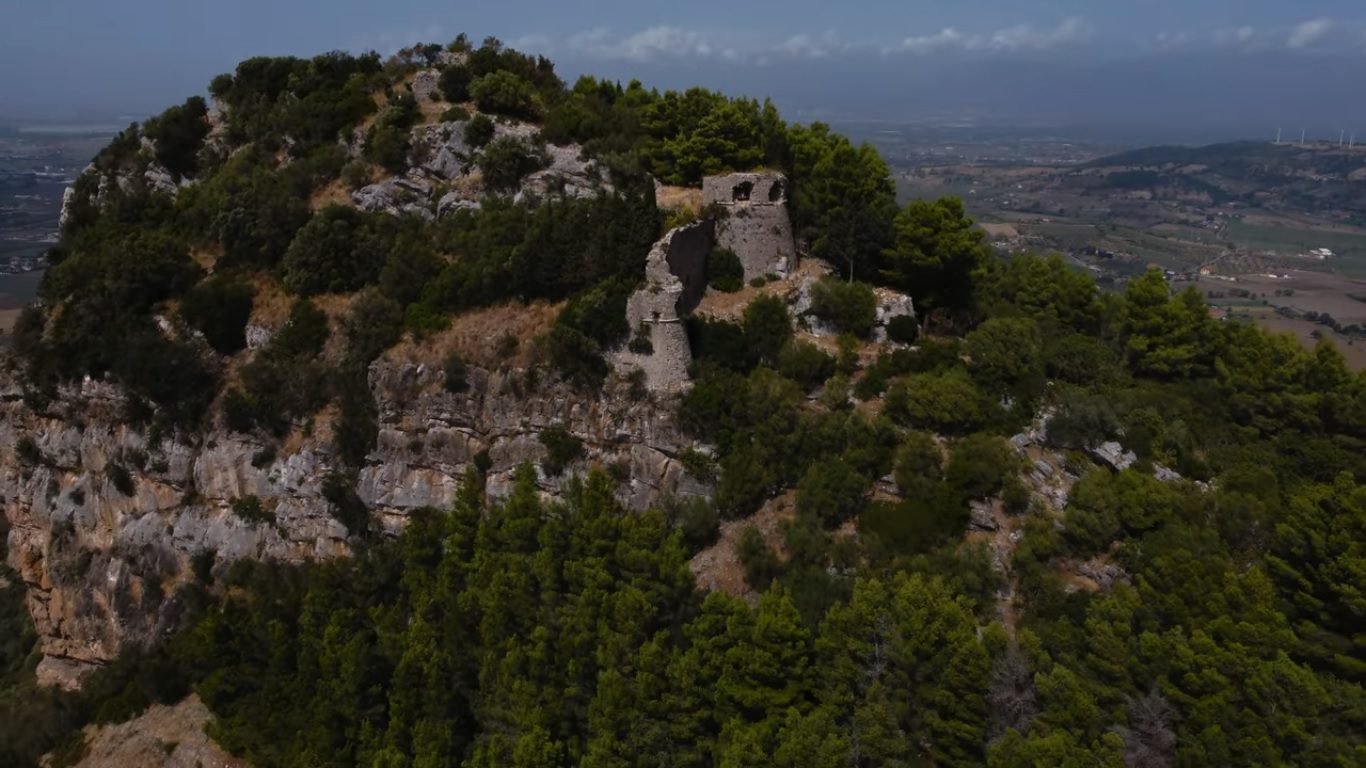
[702,171,797,281]
[612,171,798,393]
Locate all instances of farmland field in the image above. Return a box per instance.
[1224,220,1366,275]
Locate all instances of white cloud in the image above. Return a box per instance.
[778,32,842,59]
[1288,18,1334,49]
[886,27,964,55]
[885,17,1092,55]
[569,25,719,61]
[1210,25,1263,52]
[1154,31,1189,49]
[987,17,1093,51]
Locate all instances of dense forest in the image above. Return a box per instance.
[2,35,1365,768]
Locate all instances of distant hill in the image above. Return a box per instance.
[1070,140,1366,217]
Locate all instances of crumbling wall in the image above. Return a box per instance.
[665,220,713,313]
[702,172,797,281]
[612,220,715,392]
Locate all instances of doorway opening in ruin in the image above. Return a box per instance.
[768,180,784,202]
[731,181,753,202]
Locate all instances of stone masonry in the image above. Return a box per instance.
[611,220,715,393]
[702,171,797,280]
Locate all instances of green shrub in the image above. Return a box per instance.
[274,299,330,357]
[809,277,877,337]
[707,248,744,292]
[628,324,654,354]
[539,426,584,476]
[963,317,1044,394]
[478,136,550,192]
[322,472,371,536]
[464,114,496,148]
[341,290,403,369]
[469,71,540,119]
[467,451,491,477]
[441,105,471,123]
[1046,390,1122,450]
[231,496,273,525]
[777,341,836,391]
[438,63,473,102]
[333,372,378,468]
[894,431,943,498]
[836,333,860,376]
[180,276,254,354]
[796,458,868,528]
[251,445,277,468]
[741,295,792,365]
[282,205,388,296]
[854,349,917,400]
[377,225,441,303]
[363,94,420,174]
[341,160,371,190]
[662,496,721,552]
[679,448,717,482]
[105,464,136,497]
[443,351,469,393]
[190,550,216,585]
[364,124,410,173]
[559,280,631,347]
[495,333,520,359]
[859,495,965,556]
[885,314,920,345]
[16,436,44,466]
[142,96,211,178]
[749,277,767,289]
[228,299,331,434]
[545,325,608,388]
[884,368,985,434]
[403,302,449,337]
[1002,475,1032,515]
[946,434,1019,499]
[686,316,753,372]
[738,526,782,589]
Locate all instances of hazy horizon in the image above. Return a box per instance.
[2,1,1365,145]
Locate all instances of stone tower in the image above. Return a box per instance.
[611,220,715,393]
[701,171,797,281]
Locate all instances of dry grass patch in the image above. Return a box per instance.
[311,176,359,210]
[386,299,564,371]
[656,184,703,212]
[689,491,798,602]
[246,276,293,330]
[0,308,20,336]
[190,245,222,272]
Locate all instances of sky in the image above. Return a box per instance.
[2,0,1365,141]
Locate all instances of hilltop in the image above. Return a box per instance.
[2,35,1366,768]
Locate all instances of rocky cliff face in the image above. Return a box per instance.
[1,352,709,689]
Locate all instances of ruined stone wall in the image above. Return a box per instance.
[664,219,713,314]
[702,172,797,281]
[611,220,714,393]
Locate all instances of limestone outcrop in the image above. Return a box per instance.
[1,351,710,688]
[352,111,607,218]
